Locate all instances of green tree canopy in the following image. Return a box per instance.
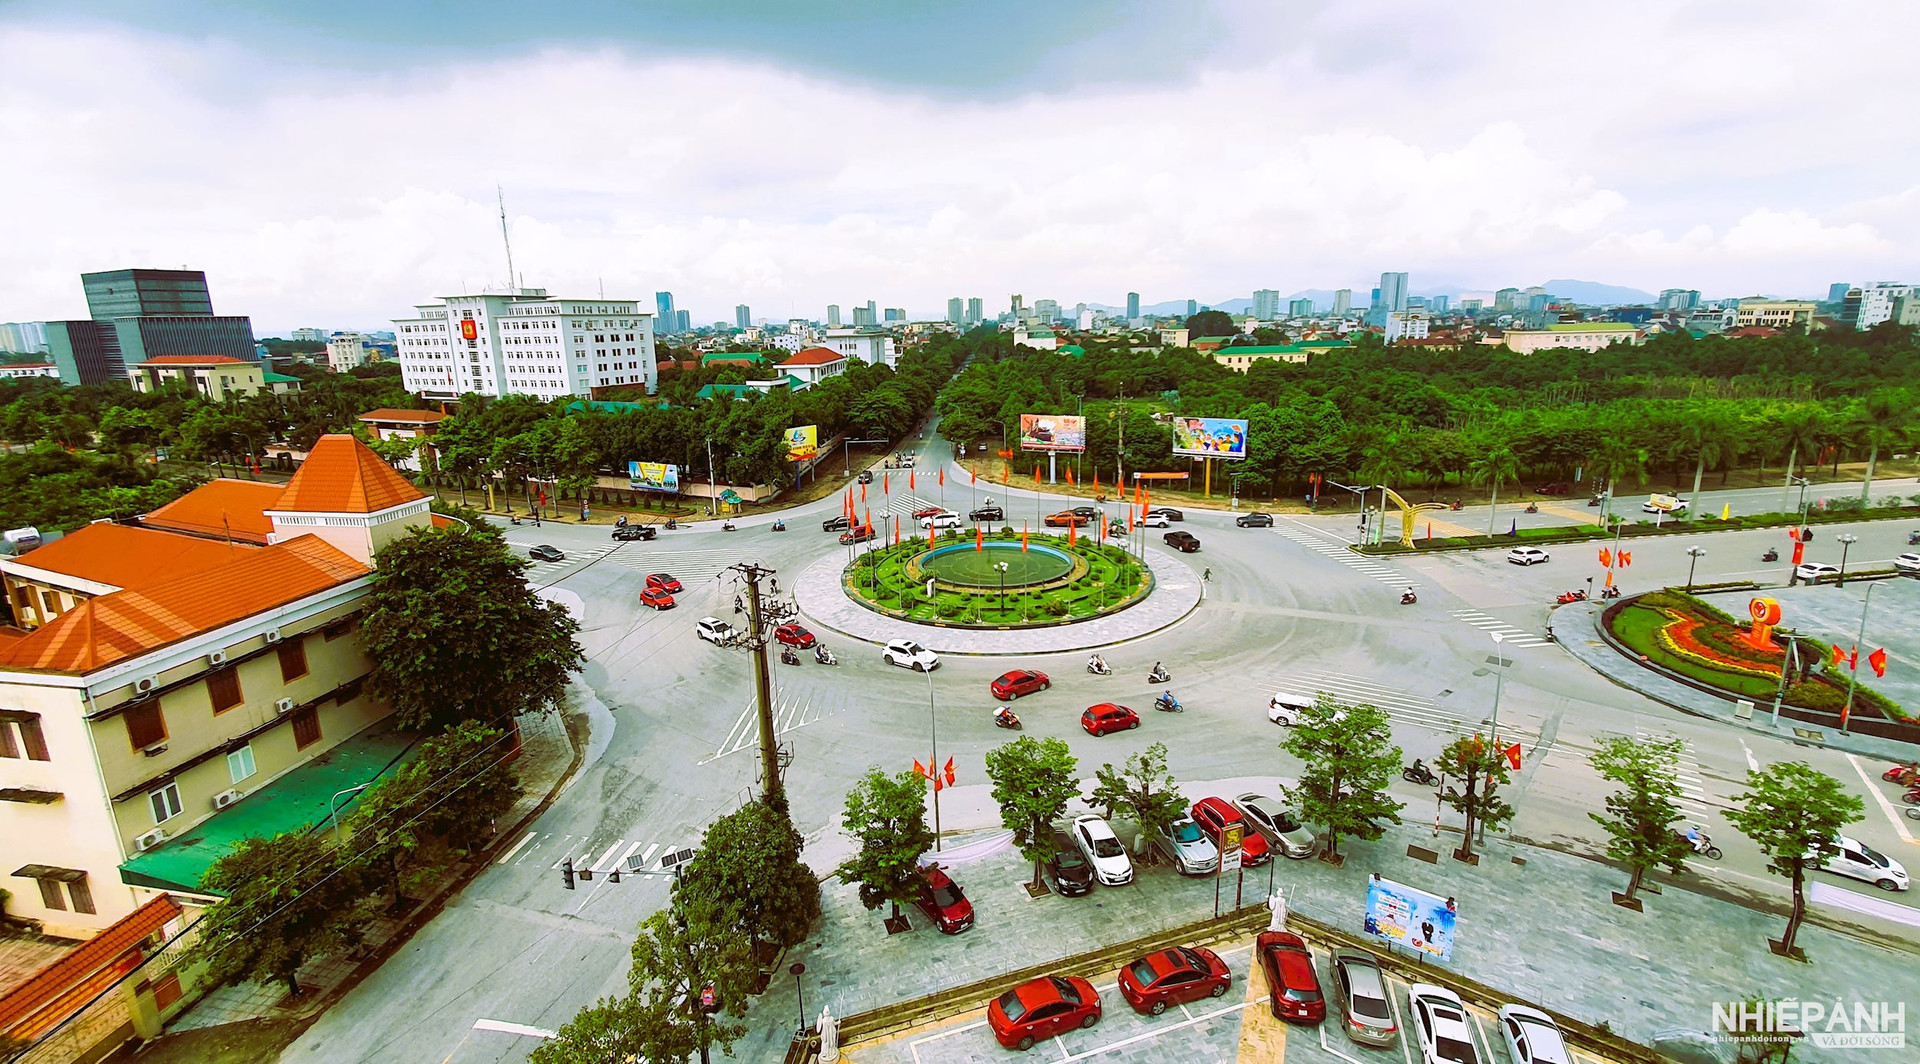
[1725,762,1864,955]
[680,801,821,955]
[185,830,376,996]
[1279,696,1403,860]
[1588,734,1693,903]
[1089,741,1188,855]
[834,767,934,923]
[984,736,1080,889]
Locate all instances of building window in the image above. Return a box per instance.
[152,972,182,1009]
[41,590,57,614]
[150,782,182,823]
[124,701,167,750]
[37,878,64,910]
[323,616,353,641]
[207,667,243,714]
[68,876,94,915]
[6,716,50,760]
[227,744,257,783]
[277,638,308,682]
[291,705,321,749]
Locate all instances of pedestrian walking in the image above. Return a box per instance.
[771,577,780,595]
[1202,567,1211,582]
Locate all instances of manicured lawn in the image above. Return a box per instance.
[845,534,1146,626]
[1610,604,1781,700]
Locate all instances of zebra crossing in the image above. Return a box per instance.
[1263,667,1540,748]
[495,829,697,878]
[698,689,842,765]
[518,544,619,581]
[1447,609,1556,648]
[1638,729,1716,818]
[1273,521,1419,587]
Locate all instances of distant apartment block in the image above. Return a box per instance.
[1288,298,1314,318]
[290,327,329,343]
[1126,292,1140,320]
[822,328,897,368]
[947,297,964,324]
[1734,300,1817,333]
[1252,289,1281,320]
[1333,290,1352,316]
[1502,322,1643,354]
[735,305,752,330]
[1852,282,1912,330]
[327,332,372,372]
[1,321,50,354]
[1659,288,1700,312]
[127,356,266,400]
[1384,312,1430,343]
[1377,273,1409,313]
[966,298,983,326]
[825,304,841,327]
[393,288,656,402]
[654,292,677,333]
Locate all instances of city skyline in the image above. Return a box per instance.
[3,2,1914,333]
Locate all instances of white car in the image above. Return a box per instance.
[882,638,940,672]
[1268,691,1312,726]
[1506,546,1549,566]
[1498,1004,1573,1064]
[1138,513,1171,528]
[1819,834,1908,891]
[919,511,962,530]
[1233,792,1317,858]
[1410,984,1481,1064]
[1794,562,1840,582]
[1071,814,1133,886]
[695,617,736,646]
[1894,552,1920,574]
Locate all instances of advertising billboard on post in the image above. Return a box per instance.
[628,461,680,494]
[1171,416,1249,460]
[1018,414,1086,452]
[785,425,818,461]
[1363,874,1456,961]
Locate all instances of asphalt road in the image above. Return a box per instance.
[278,425,1920,1064]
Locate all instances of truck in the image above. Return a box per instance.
[1642,493,1687,515]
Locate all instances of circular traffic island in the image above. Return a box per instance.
[842,531,1152,628]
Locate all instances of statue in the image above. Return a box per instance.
[819,1006,839,1062]
[1266,887,1287,932]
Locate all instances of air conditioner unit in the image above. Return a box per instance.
[275,698,295,714]
[134,829,167,851]
[133,675,158,699]
[213,789,242,810]
[142,742,168,758]
[207,650,228,667]
[263,629,282,645]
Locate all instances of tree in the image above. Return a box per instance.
[1280,696,1403,861]
[1593,436,1648,527]
[185,830,376,996]
[1089,742,1187,858]
[1436,734,1514,861]
[1725,762,1863,956]
[1775,406,1823,511]
[1588,735,1693,904]
[346,721,522,903]
[1469,445,1521,537]
[361,526,585,731]
[680,802,820,958]
[1681,410,1729,519]
[984,736,1080,890]
[1185,310,1235,340]
[1851,387,1913,504]
[834,767,934,924]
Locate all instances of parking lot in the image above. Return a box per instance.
[842,928,1626,1064]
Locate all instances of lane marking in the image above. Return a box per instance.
[496,830,536,865]
[637,842,660,869]
[472,1019,556,1038]
[591,839,626,872]
[1846,753,1917,845]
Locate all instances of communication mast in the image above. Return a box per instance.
[497,185,517,292]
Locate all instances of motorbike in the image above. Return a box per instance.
[780,647,801,667]
[1087,658,1113,676]
[1400,590,1418,605]
[993,707,1022,730]
[814,646,838,666]
[1402,761,1439,786]
[772,519,787,532]
[1450,500,1463,511]
[1147,666,1170,685]
[1902,786,1920,806]
[509,515,523,525]
[1908,805,1920,822]
[1524,503,1539,514]
[1882,763,1920,786]
[1599,586,1622,600]
[1909,531,1919,546]
[1762,548,1779,562]
[664,518,678,530]
[722,520,738,532]
[1153,692,1183,713]
[1587,495,1603,507]
[1556,589,1589,604]
[1683,828,1722,861]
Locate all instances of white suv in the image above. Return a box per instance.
[882,639,940,671]
[1268,691,1312,726]
[919,511,962,530]
[1506,547,1549,566]
[1071,814,1133,886]
[695,617,736,646]
[1410,984,1480,1064]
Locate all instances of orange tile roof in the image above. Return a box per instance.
[4,523,251,591]
[134,355,251,366]
[783,346,847,366]
[0,894,183,1038]
[0,536,368,674]
[357,408,447,424]
[272,434,426,515]
[140,479,284,545]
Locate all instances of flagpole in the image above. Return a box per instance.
[927,667,941,851]
[1841,583,1875,734]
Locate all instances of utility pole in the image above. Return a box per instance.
[730,562,785,810]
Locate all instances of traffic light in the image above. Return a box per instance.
[562,858,575,890]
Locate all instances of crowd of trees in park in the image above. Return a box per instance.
[935,322,1919,504]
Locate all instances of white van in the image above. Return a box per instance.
[1642,493,1687,514]
[1268,691,1314,726]
[1819,834,1908,891]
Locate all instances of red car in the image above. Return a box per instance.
[911,866,973,934]
[988,975,1101,1050]
[1082,703,1140,736]
[990,669,1051,700]
[913,505,946,519]
[1118,946,1232,1016]
[638,587,676,610]
[1044,510,1090,527]
[645,573,682,594]
[1191,797,1271,867]
[1257,931,1325,1023]
[774,623,816,648]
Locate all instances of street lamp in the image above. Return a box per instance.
[994,561,1010,612]
[1685,547,1706,593]
[1836,533,1857,586]
[1470,635,1512,845]
[329,783,371,843]
[789,962,808,1039]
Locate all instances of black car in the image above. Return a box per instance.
[822,514,852,532]
[1236,512,1274,528]
[528,544,565,562]
[611,524,657,541]
[1048,829,1094,896]
[1070,506,1099,520]
[856,470,873,485]
[1163,530,1200,553]
[970,505,1004,522]
[1147,507,1184,522]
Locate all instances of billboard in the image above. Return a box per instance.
[1363,874,1456,961]
[1171,416,1248,460]
[785,425,818,461]
[628,461,680,494]
[1018,414,1086,453]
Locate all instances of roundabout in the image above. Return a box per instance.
[840,532,1152,628]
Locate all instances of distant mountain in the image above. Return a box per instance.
[1533,279,1657,306]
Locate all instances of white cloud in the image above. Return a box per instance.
[3,6,1918,332]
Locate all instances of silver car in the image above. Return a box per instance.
[1332,951,1398,1048]
[1498,1005,1572,1064]
[1234,792,1316,858]
[1152,817,1219,876]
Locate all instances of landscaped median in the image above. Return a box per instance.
[841,530,1151,627]
[1356,499,1920,555]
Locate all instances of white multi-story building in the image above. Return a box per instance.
[1384,311,1430,343]
[1854,282,1912,330]
[0,362,60,380]
[327,332,371,373]
[392,288,657,402]
[822,328,896,368]
[291,327,329,343]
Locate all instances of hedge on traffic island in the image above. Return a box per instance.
[842,530,1150,627]
[1604,589,1911,724]
[1358,497,1920,555]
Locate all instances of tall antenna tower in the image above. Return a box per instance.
[497,185,517,293]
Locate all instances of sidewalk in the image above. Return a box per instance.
[730,778,1918,1064]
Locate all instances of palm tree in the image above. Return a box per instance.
[1776,406,1823,512]
[1852,389,1914,505]
[1593,437,1648,529]
[1469,445,1521,538]
[1681,411,1729,521]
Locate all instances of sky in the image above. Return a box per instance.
[3,0,1916,334]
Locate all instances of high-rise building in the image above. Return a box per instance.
[966,298,983,326]
[826,304,841,327]
[1384,312,1430,343]
[1288,298,1314,318]
[1658,289,1700,312]
[676,310,690,334]
[1377,272,1408,313]
[1827,282,1851,304]
[735,305,752,330]
[884,307,906,322]
[290,327,329,344]
[1407,296,1428,310]
[1252,289,1281,319]
[852,306,876,327]
[1430,295,1450,314]
[947,297,964,324]
[1494,288,1520,311]
[84,269,214,319]
[866,300,877,322]
[1854,282,1913,330]
[655,292,677,333]
[1333,289,1352,315]
[47,268,256,387]
[1034,299,1060,322]
[0,321,49,354]
[1461,298,1483,313]
[392,288,656,402]
[1185,299,1198,317]
[1126,292,1140,320]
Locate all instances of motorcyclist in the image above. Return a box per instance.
[1149,660,1167,681]
[1088,653,1108,673]
[1155,690,1179,711]
[781,646,799,665]
[1684,824,1702,849]
[815,644,832,664]
[994,706,1017,727]
[1410,758,1429,781]
[1401,586,1417,604]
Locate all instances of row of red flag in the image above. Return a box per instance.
[913,756,957,791]
[1833,643,1890,678]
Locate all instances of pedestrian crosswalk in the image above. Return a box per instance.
[1447,609,1555,648]
[519,544,619,582]
[1262,667,1540,748]
[1273,521,1419,588]
[495,829,697,877]
[1637,729,1717,818]
[698,689,842,765]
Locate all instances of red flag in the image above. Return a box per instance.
[939,468,945,487]
[1034,465,1042,486]
[976,527,983,551]
[1598,547,1612,567]
[864,507,871,532]
[1001,465,1010,485]
[1869,647,1888,677]
[913,758,926,778]
[861,482,867,503]
[1022,524,1029,552]
[1848,646,1860,669]
[971,468,978,485]
[1092,470,1100,492]
[943,757,955,786]
[1068,519,1077,545]
[933,776,943,793]
[884,472,890,494]
[1791,541,1805,566]
[1831,643,1846,669]
[910,471,916,490]
[1065,467,1075,486]
[927,522,936,548]
[1503,743,1522,771]
[1101,512,1108,540]
[1619,550,1632,567]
